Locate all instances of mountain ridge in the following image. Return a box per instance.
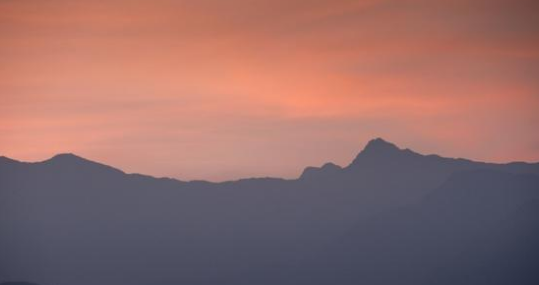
[1,138,538,285]
[2,138,539,183]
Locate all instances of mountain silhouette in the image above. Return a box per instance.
[296,170,539,285]
[1,138,538,285]
[350,137,403,162]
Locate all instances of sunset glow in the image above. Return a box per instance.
[1,0,538,180]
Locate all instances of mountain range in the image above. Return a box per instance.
[1,138,538,285]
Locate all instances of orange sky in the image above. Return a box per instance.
[1,0,539,181]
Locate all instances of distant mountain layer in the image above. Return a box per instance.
[1,138,538,285]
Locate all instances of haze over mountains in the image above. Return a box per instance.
[1,138,538,285]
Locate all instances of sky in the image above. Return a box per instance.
[1,0,539,181]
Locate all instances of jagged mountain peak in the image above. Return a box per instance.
[299,162,342,180]
[347,138,413,167]
[362,137,401,154]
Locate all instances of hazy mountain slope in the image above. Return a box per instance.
[1,138,538,285]
[295,138,539,228]
[297,170,539,285]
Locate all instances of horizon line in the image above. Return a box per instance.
[2,137,538,183]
